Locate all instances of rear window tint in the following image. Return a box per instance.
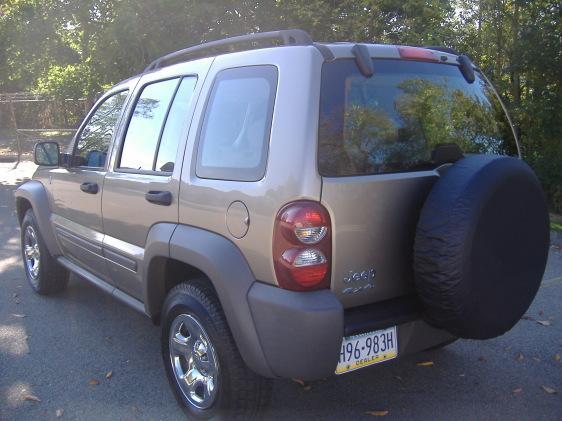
[318,59,518,177]
[196,65,277,181]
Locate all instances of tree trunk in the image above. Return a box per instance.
[511,1,521,107]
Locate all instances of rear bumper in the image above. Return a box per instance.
[248,282,455,380]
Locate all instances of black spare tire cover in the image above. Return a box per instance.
[414,155,549,339]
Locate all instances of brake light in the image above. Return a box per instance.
[273,201,331,291]
[398,47,439,62]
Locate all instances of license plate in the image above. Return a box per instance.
[335,326,398,375]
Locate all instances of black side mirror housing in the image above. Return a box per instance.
[34,141,60,166]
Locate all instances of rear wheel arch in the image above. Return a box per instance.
[142,224,275,378]
[145,256,213,323]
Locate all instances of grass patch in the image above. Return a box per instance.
[551,214,562,233]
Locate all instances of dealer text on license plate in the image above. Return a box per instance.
[335,326,398,375]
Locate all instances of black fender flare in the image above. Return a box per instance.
[15,180,61,256]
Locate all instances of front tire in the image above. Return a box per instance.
[161,281,270,419]
[20,209,68,294]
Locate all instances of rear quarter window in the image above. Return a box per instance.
[318,59,518,177]
[196,65,278,182]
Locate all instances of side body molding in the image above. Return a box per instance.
[15,180,62,256]
[155,224,274,378]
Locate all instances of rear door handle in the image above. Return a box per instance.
[80,182,98,194]
[145,190,172,206]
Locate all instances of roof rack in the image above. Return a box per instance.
[144,29,314,72]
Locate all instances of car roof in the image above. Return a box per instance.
[111,30,462,86]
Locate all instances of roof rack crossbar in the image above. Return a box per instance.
[145,29,313,72]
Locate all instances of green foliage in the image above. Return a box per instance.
[0,0,560,210]
[35,64,99,99]
[551,216,562,233]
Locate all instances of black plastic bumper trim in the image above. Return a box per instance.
[344,294,423,337]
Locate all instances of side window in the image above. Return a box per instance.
[196,66,277,181]
[155,77,197,172]
[119,77,197,173]
[74,90,128,168]
[119,78,179,171]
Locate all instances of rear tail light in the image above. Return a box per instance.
[398,47,439,62]
[273,201,332,291]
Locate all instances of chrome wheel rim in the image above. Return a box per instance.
[169,314,219,409]
[23,225,40,283]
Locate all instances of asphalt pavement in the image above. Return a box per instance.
[1,161,561,420]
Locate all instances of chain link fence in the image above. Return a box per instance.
[0,93,90,163]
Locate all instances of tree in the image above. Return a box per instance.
[0,0,559,210]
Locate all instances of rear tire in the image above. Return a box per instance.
[20,209,68,294]
[161,280,271,420]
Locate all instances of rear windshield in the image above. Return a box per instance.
[318,59,518,177]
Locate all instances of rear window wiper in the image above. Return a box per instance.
[352,44,374,78]
[457,55,475,83]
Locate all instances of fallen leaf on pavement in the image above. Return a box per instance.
[512,388,523,394]
[89,379,100,386]
[555,354,561,362]
[366,410,389,416]
[516,352,524,361]
[106,370,113,379]
[537,320,551,326]
[416,361,434,367]
[292,378,311,391]
[56,409,64,417]
[541,386,557,395]
[23,394,41,402]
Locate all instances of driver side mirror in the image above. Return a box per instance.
[34,141,60,166]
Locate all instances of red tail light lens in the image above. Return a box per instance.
[398,47,438,62]
[273,201,331,291]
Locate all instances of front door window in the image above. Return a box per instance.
[73,90,129,168]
